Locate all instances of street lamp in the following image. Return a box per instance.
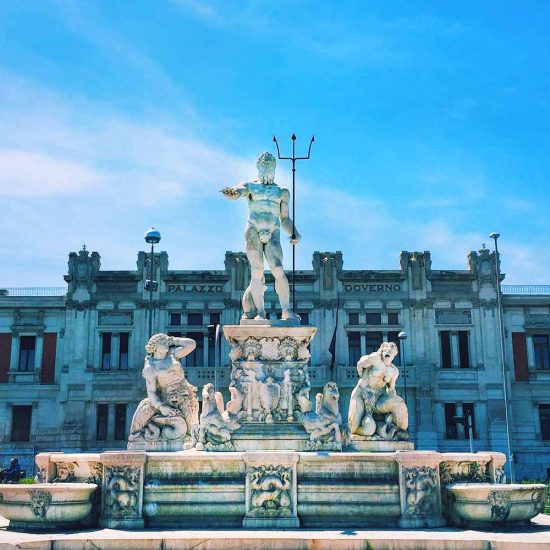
[489,232,514,483]
[208,323,222,392]
[144,228,161,338]
[398,331,408,407]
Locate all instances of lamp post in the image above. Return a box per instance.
[489,232,514,483]
[398,331,408,407]
[208,323,222,392]
[144,228,161,338]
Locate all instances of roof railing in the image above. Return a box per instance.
[0,287,67,297]
[502,285,550,295]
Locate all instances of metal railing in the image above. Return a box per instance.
[502,285,550,295]
[0,287,67,297]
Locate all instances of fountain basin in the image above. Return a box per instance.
[446,483,546,528]
[0,483,97,531]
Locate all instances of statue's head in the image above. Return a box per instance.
[145,333,171,357]
[202,382,215,400]
[377,341,399,365]
[256,151,276,183]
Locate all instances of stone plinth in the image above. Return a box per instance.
[243,451,299,529]
[222,324,317,448]
[396,451,445,529]
[349,436,414,452]
[99,451,146,529]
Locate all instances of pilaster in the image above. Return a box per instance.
[396,451,445,528]
[99,451,146,529]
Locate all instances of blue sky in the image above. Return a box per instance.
[1,1,549,286]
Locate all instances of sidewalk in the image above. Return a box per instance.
[1,515,549,550]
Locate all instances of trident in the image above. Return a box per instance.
[273,133,314,313]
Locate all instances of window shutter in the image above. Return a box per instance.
[512,332,529,382]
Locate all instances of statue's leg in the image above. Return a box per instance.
[245,226,266,319]
[348,386,365,434]
[265,231,299,320]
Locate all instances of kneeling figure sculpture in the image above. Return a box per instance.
[349,342,409,441]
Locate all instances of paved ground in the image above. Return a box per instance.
[1,515,549,549]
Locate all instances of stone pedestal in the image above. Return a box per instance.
[396,451,445,529]
[222,323,317,449]
[350,436,414,452]
[99,451,146,529]
[243,451,299,529]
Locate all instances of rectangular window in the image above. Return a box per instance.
[170,313,182,326]
[299,312,310,326]
[348,312,360,325]
[209,312,221,326]
[119,333,129,371]
[458,331,471,369]
[365,312,382,325]
[0,333,12,383]
[365,332,382,354]
[387,312,399,325]
[186,332,204,367]
[40,333,57,384]
[96,404,108,441]
[388,331,401,365]
[540,405,550,441]
[348,332,361,366]
[187,313,203,326]
[101,333,112,371]
[208,326,216,367]
[11,405,32,442]
[114,403,127,441]
[445,403,458,439]
[534,335,550,370]
[463,402,477,439]
[18,336,36,372]
[440,331,452,368]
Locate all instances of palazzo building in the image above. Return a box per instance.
[0,247,549,480]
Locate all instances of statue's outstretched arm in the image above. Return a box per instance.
[280,188,300,243]
[220,181,249,200]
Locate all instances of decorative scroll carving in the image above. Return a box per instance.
[226,362,312,424]
[103,466,140,518]
[302,382,346,450]
[88,461,103,484]
[248,465,292,516]
[440,461,488,485]
[488,490,512,521]
[194,383,240,451]
[54,461,77,482]
[229,336,311,362]
[403,466,437,516]
[30,490,52,518]
[35,466,47,484]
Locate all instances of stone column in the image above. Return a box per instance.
[526,335,535,369]
[111,333,120,370]
[9,334,18,371]
[34,334,44,374]
[451,333,459,368]
[396,451,445,528]
[99,451,146,529]
[243,451,299,529]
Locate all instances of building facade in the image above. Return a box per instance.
[1,247,549,480]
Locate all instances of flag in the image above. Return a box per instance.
[328,299,340,380]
